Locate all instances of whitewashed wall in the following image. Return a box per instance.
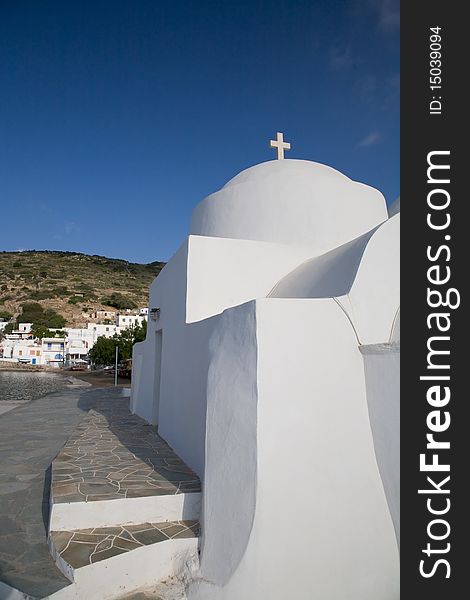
[189,298,399,600]
[361,343,400,547]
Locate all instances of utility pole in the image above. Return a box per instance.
[114,345,119,386]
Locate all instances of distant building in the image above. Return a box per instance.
[93,310,117,321]
[21,344,42,365]
[116,314,146,328]
[86,323,121,337]
[0,338,41,364]
[0,312,146,365]
[41,338,65,367]
[66,336,89,362]
[8,323,34,340]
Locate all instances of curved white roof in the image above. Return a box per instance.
[222,159,349,188]
[190,159,388,253]
[269,213,400,344]
[268,228,377,299]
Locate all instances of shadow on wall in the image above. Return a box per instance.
[361,343,400,549]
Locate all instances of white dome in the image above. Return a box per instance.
[190,159,388,253]
[222,159,348,188]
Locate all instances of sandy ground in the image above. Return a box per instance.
[0,368,130,416]
[0,365,131,388]
[66,370,131,388]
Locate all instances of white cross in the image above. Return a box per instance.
[269,132,291,160]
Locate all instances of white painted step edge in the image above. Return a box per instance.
[45,537,199,600]
[49,492,201,532]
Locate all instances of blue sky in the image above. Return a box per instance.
[0,0,399,263]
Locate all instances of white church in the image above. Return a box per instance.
[131,133,400,599]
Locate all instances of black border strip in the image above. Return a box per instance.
[401,4,467,598]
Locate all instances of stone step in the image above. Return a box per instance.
[47,521,199,600]
[49,409,201,531]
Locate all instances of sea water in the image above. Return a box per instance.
[0,370,67,404]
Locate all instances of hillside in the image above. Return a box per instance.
[0,251,164,327]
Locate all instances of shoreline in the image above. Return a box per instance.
[0,365,131,388]
[0,369,130,417]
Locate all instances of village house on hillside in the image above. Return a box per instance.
[0,308,148,367]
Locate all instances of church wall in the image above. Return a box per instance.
[268,227,376,299]
[185,235,312,323]
[252,298,399,600]
[198,301,258,585]
[141,240,215,477]
[157,317,216,477]
[130,343,146,417]
[346,214,400,345]
[190,297,399,600]
[131,241,188,427]
[361,343,400,548]
[131,336,161,425]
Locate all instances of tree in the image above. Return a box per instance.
[88,322,147,366]
[19,302,66,329]
[135,320,147,342]
[1,322,15,335]
[31,324,56,339]
[101,292,137,310]
[43,308,66,328]
[89,336,117,366]
[114,322,147,360]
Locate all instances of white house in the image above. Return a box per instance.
[16,322,33,334]
[61,318,145,363]
[131,155,400,599]
[0,337,42,364]
[115,313,146,328]
[91,309,117,321]
[63,325,121,360]
[6,323,34,340]
[41,337,66,367]
[65,336,90,362]
[86,322,121,338]
[0,316,145,365]
[18,343,42,365]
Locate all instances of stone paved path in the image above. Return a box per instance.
[0,386,127,598]
[52,405,200,505]
[0,401,24,416]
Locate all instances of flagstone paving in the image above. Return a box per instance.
[0,385,199,599]
[0,386,109,598]
[51,521,200,570]
[52,406,201,505]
